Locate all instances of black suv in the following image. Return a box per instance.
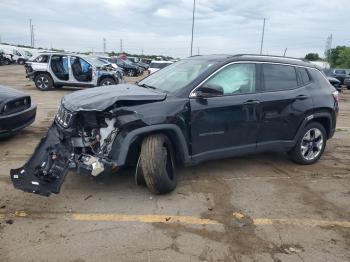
[11,54,339,196]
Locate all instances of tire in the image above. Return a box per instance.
[99,77,116,86]
[127,69,135,77]
[4,59,11,65]
[17,59,25,65]
[139,134,177,194]
[34,73,53,91]
[289,122,327,165]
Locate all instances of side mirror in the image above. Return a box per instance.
[193,83,224,98]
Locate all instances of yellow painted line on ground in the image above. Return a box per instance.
[1,211,350,228]
[73,213,218,225]
[253,218,350,228]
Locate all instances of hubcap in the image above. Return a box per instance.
[102,80,112,85]
[301,128,324,161]
[37,76,49,89]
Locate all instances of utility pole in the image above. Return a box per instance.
[103,38,106,53]
[120,39,123,53]
[31,24,35,48]
[324,34,332,63]
[260,18,266,55]
[283,48,287,57]
[29,19,32,47]
[197,47,200,55]
[190,0,196,56]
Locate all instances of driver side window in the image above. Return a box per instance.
[206,63,256,95]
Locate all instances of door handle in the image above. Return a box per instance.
[295,94,309,100]
[243,100,260,105]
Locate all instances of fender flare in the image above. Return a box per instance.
[294,112,333,143]
[114,124,191,166]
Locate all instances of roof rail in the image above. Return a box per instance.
[234,54,307,62]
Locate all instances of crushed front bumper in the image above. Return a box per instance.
[10,124,117,196]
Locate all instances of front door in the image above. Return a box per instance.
[190,63,260,160]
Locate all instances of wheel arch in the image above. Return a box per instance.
[112,124,191,167]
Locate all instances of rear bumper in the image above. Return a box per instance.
[0,104,37,137]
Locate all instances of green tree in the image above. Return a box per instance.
[305,53,320,61]
[328,46,347,67]
[336,47,350,68]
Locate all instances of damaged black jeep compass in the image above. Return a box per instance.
[11,54,339,196]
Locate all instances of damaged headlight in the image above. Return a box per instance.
[56,105,73,128]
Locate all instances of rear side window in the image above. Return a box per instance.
[263,64,298,91]
[334,70,346,74]
[296,67,312,86]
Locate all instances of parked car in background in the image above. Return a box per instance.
[95,57,124,80]
[327,76,342,92]
[10,54,338,196]
[148,60,173,74]
[0,85,36,138]
[344,74,350,89]
[25,53,123,91]
[330,69,347,84]
[110,57,142,77]
[0,45,27,65]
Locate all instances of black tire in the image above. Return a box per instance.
[127,69,135,77]
[34,73,53,91]
[289,122,327,165]
[99,77,116,86]
[4,58,11,65]
[17,59,25,65]
[139,134,177,194]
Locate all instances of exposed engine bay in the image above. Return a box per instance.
[11,109,120,196]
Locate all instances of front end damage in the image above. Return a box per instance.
[11,107,120,196]
[9,84,189,196]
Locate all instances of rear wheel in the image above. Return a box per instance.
[139,134,177,194]
[4,58,11,65]
[17,59,25,65]
[289,122,327,165]
[99,77,116,86]
[34,74,53,91]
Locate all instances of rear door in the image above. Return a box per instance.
[257,63,314,147]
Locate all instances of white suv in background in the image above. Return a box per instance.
[148,60,173,74]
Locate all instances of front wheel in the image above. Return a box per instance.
[289,122,327,165]
[99,77,116,86]
[127,69,135,77]
[139,134,177,194]
[34,74,53,91]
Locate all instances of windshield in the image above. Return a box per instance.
[84,57,107,67]
[139,59,216,93]
[150,62,172,69]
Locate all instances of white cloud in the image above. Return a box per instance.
[0,0,349,58]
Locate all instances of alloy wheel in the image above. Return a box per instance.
[300,128,324,161]
[37,76,49,89]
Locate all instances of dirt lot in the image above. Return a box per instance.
[0,65,349,262]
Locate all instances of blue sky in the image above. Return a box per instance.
[0,0,349,58]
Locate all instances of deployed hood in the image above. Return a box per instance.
[62,84,167,111]
[0,85,28,104]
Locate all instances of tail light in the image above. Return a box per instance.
[332,90,339,103]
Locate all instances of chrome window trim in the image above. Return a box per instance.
[189,61,322,98]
